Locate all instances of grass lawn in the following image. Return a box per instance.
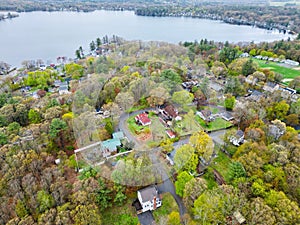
[175,117,203,136]
[210,151,232,183]
[153,192,179,223]
[149,116,167,140]
[102,199,139,225]
[196,117,233,132]
[253,58,300,80]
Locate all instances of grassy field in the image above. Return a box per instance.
[253,58,300,80]
[196,117,233,132]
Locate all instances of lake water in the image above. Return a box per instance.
[0,10,294,67]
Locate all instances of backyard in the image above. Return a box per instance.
[210,151,232,184]
[196,117,233,132]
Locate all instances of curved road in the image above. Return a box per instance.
[117,108,227,218]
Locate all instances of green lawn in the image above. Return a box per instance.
[253,58,300,80]
[174,117,203,136]
[102,199,139,225]
[211,151,232,183]
[153,192,179,223]
[196,117,233,132]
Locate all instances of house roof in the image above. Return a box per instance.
[166,130,176,138]
[236,130,244,138]
[251,90,263,96]
[102,138,121,152]
[135,112,151,125]
[221,111,234,120]
[164,105,178,118]
[112,131,124,140]
[200,110,212,118]
[138,186,159,203]
[233,211,246,224]
[265,81,277,88]
[59,86,68,91]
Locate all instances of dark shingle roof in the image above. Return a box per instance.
[138,186,159,203]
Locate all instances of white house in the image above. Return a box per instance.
[137,186,162,213]
[230,130,244,146]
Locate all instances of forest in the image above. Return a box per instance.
[0,36,299,224]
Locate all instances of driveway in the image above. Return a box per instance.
[138,211,155,225]
[157,177,186,216]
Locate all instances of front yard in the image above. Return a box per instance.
[196,117,233,132]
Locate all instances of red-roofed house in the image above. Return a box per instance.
[166,130,176,139]
[135,112,151,126]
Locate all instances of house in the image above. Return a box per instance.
[166,149,176,165]
[279,86,296,95]
[101,138,121,157]
[221,111,234,121]
[112,131,125,140]
[137,186,162,213]
[59,85,70,95]
[283,59,299,66]
[233,211,246,224]
[230,130,244,146]
[240,52,249,58]
[263,82,279,93]
[135,112,151,126]
[54,80,70,95]
[247,90,264,101]
[181,80,199,90]
[197,110,214,122]
[166,130,176,139]
[160,105,181,121]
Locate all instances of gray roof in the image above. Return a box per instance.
[251,90,263,96]
[138,186,159,203]
[266,82,277,88]
[59,86,68,91]
[222,111,234,120]
[236,130,244,138]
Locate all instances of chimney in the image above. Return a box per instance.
[153,196,157,210]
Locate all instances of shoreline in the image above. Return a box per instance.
[0,6,298,34]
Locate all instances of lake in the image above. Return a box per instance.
[0,10,294,67]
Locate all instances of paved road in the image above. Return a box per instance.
[117,109,227,219]
[148,150,187,217]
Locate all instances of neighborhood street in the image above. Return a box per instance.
[117,109,228,222]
